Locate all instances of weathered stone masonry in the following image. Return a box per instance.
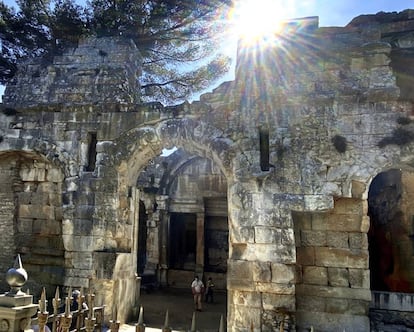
[1,9,414,332]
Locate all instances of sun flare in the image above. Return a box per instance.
[229,0,289,43]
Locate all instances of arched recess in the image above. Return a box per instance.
[368,168,414,292]
[0,150,65,296]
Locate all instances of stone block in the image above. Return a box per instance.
[315,247,368,269]
[296,311,369,332]
[230,304,261,331]
[17,192,32,204]
[302,266,328,285]
[349,233,369,249]
[328,267,349,287]
[233,227,255,243]
[231,290,262,307]
[19,204,55,220]
[300,230,326,246]
[347,299,369,315]
[29,192,49,205]
[252,261,271,282]
[281,228,295,245]
[326,213,362,232]
[351,180,367,199]
[333,198,365,215]
[54,207,63,221]
[254,226,281,244]
[292,211,311,230]
[296,246,315,266]
[311,213,328,231]
[351,57,365,72]
[20,167,46,181]
[326,231,349,248]
[349,268,370,289]
[242,243,295,263]
[361,215,370,233]
[271,263,296,284]
[296,284,371,301]
[256,282,295,295]
[62,235,100,251]
[46,168,64,182]
[366,53,391,67]
[228,260,253,281]
[303,195,333,211]
[262,293,295,311]
[296,295,325,312]
[325,297,348,313]
[16,218,33,233]
[62,218,74,235]
[37,182,60,193]
[33,219,61,235]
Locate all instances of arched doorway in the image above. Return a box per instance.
[136,148,229,290]
[368,168,414,292]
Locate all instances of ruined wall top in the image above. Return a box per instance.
[2,37,142,109]
[2,9,414,120]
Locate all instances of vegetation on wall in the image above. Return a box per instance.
[378,117,414,147]
[332,134,347,153]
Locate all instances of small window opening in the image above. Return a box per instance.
[86,132,97,172]
[259,127,270,171]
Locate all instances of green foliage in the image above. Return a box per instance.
[378,127,414,147]
[0,0,232,104]
[332,135,347,153]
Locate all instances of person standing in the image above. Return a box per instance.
[205,277,215,303]
[191,276,204,311]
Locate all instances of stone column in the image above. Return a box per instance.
[157,195,170,286]
[195,212,205,275]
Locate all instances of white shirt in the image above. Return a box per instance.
[191,279,204,293]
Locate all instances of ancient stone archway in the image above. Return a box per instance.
[86,117,235,322]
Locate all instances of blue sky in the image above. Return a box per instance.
[284,0,412,27]
[1,0,413,101]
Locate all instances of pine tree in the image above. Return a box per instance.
[0,0,231,104]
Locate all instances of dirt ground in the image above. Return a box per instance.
[126,287,227,331]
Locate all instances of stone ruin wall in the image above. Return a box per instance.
[0,8,414,331]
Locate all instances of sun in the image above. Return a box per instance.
[229,0,289,43]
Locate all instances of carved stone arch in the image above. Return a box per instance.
[101,118,236,187]
[89,117,236,322]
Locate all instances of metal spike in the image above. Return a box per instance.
[219,315,224,332]
[54,287,60,300]
[190,311,196,332]
[137,306,144,325]
[163,309,169,327]
[14,254,23,269]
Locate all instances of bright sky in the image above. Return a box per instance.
[0,0,413,101]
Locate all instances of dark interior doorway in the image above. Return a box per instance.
[169,213,196,270]
[368,168,412,292]
[137,200,148,275]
